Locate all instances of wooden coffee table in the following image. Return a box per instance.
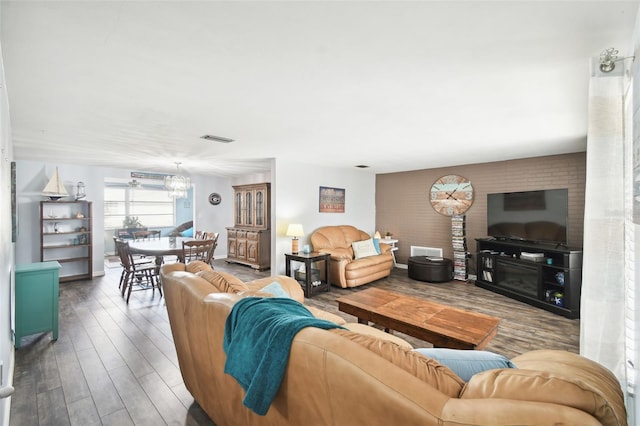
[337,288,500,350]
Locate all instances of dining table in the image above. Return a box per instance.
[128,236,195,265]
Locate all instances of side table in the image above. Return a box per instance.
[15,261,61,348]
[285,252,330,297]
[380,238,398,267]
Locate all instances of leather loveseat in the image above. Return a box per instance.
[161,263,628,426]
[311,225,393,288]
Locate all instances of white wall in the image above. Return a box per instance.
[14,160,233,270]
[0,18,14,423]
[272,160,376,275]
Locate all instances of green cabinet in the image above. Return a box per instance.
[14,261,61,348]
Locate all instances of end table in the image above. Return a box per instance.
[285,252,330,297]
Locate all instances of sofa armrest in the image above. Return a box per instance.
[461,350,627,426]
[319,247,353,261]
[161,262,187,275]
[378,243,392,254]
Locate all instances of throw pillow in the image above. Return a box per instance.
[413,348,516,382]
[372,238,381,254]
[332,329,464,397]
[352,239,379,259]
[260,281,292,298]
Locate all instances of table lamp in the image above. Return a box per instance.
[286,224,304,254]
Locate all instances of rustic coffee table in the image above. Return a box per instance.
[337,288,500,350]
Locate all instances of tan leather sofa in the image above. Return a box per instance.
[161,263,628,426]
[311,225,393,288]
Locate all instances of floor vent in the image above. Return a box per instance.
[410,246,443,257]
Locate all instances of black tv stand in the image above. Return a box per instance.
[475,238,582,319]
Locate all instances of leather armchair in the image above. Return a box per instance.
[311,225,393,288]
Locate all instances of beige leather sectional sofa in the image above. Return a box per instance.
[160,262,627,426]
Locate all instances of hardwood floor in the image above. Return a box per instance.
[10,260,579,425]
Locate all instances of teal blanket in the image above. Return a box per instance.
[223,297,343,415]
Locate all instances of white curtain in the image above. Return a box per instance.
[580,74,627,382]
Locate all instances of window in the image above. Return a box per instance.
[104,185,175,229]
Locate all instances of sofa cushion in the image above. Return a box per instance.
[331,329,464,397]
[259,281,291,298]
[186,260,213,274]
[352,239,379,259]
[413,348,516,382]
[305,306,347,325]
[196,270,249,293]
[343,323,413,348]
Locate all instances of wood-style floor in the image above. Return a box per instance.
[10,259,579,425]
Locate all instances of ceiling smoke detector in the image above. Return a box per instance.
[200,134,235,143]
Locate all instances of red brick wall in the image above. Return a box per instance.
[375,153,586,270]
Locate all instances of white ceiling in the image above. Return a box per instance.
[2,1,638,177]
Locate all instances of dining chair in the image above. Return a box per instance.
[115,238,162,303]
[112,236,154,290]
[205,233,219,263]
[182,239,216,265]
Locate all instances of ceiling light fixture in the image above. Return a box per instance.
[164,162,191,199]
[200,134,235,143]
[599,47,635,73]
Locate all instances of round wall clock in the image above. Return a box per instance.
[430,174,474,216]
[208,192,222,205]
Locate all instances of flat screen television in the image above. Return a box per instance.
[487,189,568,244]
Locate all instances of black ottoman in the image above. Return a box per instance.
[408,256,453,283]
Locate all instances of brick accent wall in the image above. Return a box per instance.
[375,153,586,270]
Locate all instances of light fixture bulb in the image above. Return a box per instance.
[165,162,191,199]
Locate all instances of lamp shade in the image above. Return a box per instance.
[286,224,304,238]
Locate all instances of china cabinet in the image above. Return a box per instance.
[40,201,93,282]
[226,183,270,270]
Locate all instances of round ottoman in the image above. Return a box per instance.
[408,256,453,283]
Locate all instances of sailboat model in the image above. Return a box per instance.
[41,167,69,201]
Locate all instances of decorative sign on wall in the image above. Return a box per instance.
[130,171,167,180]
[319,186,345,213]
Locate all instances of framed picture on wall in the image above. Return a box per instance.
[319,186,345,213]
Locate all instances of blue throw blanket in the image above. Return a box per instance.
[223,297,343,415]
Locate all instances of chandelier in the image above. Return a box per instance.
[164,162,191,199]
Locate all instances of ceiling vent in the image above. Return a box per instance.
[200,134,234,143]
